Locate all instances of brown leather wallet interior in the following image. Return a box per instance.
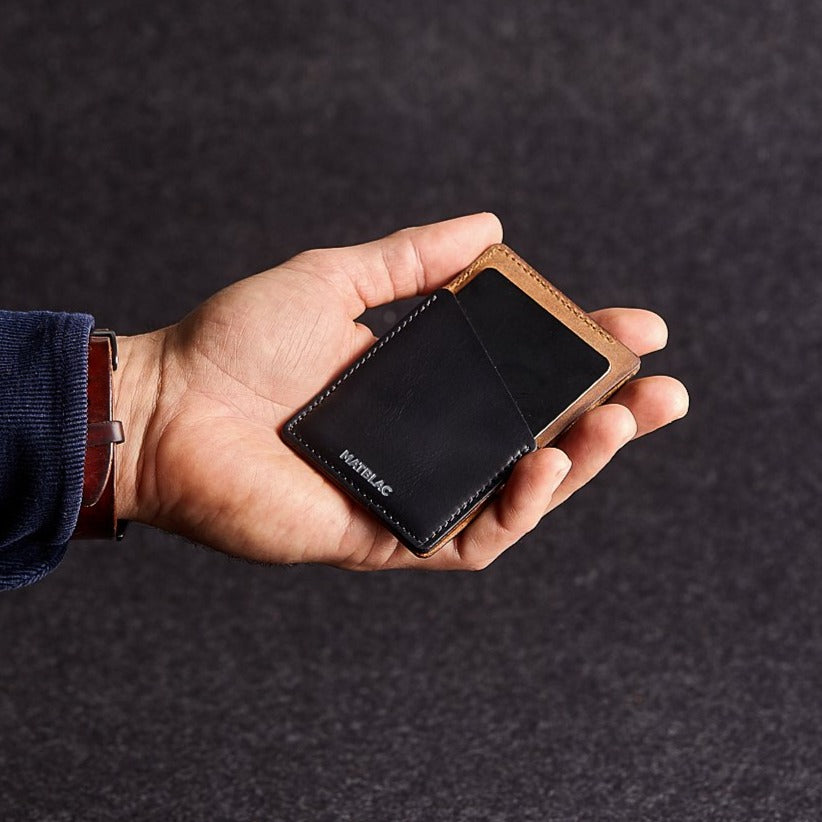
[420,243,641,553]
[446,243,640,448]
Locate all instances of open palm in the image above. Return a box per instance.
[115,214,688,570]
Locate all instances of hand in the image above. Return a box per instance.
[113,214,688,570]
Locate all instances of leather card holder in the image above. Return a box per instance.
[281,244,640,558]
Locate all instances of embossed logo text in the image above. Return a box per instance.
[339,449,393,496]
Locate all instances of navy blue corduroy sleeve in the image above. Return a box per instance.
[0,310,94,590]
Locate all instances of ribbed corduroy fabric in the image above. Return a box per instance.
[0,310,93,590]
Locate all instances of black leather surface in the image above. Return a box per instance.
[455,268,611,435]
[283,289,537,554]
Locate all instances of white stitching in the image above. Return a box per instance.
[285,290,533,548]
[450,246,615,343]
[286,293,438,427]
[422,444,531,541]
[288,429,421,542]
[289,429,531,545]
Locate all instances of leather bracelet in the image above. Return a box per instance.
[71,329,128,540]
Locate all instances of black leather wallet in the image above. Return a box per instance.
[281,244,639,558]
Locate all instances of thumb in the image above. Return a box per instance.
[291,212,503,318]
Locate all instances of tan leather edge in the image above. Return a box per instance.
[416,243,641,558]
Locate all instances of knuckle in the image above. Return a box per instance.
[287,247,333,273]
[381,232,425,294]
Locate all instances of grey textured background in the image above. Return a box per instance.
[2,1,821,819]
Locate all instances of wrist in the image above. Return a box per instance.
[113,330,165,524]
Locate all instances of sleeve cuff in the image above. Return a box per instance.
[0,310,94,590]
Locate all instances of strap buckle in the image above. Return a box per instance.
[91,328,118,370]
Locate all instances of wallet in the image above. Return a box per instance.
[281,244,640,558]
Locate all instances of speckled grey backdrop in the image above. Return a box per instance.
[2,1,821,820]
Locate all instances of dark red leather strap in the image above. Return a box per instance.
[72,331,125,540]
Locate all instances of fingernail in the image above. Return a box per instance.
[622,415,638,446]
[556,454,572,478]
[675,385,690,419]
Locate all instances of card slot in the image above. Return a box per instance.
[450,266,613,439]
[282,288,537,555]
[447,284,536,431]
